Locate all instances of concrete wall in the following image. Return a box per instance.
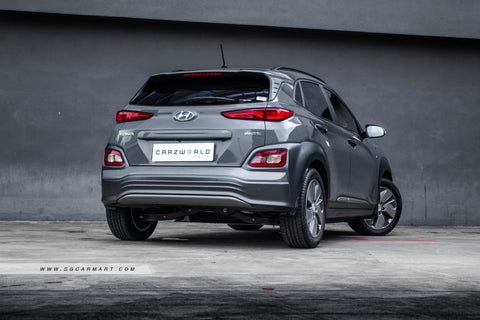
[2,0,480,39]
[0,11,479,224]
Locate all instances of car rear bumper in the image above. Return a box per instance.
[101,166,295,211]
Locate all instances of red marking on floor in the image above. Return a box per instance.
[326,237,436,242]
[262,288,275,291]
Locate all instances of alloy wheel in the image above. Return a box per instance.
[365,186,398,230]
[305,179,325,237]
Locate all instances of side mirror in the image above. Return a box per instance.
[365,125,386,138]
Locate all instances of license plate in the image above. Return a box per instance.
[152,143,214,162]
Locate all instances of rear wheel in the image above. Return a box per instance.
[106,207,157,240]
[349,179,402,236]
[280,168,326,248]
[227,224,263,231]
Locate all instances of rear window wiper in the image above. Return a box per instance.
[184,96,235,105]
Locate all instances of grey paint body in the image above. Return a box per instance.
[102,69,386,222]
[0,10,479,224]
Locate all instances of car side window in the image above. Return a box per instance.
[294,82,303,105]
[323,88,359,134]
[300,81,333,121]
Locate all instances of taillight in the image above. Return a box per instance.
[104,149,124,166]
[221,108,293,121]
[249,150,287,167]
[116,110,153,122]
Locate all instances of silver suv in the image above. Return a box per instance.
[101,67,402,248]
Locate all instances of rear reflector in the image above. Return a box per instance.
[221,108,293,121]
[116,110,153,123]
[104,149,124,166]
[249,150,287,167]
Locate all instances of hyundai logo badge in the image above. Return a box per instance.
[173,111,198,122]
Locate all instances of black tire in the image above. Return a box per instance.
[280,168,326,248]
[349,179,402,236]
[106,207,157,240]
[227,224,263,231]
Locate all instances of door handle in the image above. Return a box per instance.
[315,124,328,135]
[347,139,357,148]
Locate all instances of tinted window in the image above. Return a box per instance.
[300,82,332,120]
[131,72,269,106]
[324,88,359,133]
[294,83,303,105]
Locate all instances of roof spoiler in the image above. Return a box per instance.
[272,66,325,83]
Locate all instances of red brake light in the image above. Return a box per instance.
[265,108,294,121]
[249,150,287,167]
[222,108,265,120]
[183,72,223,77]
[221,108,293,121]
[104,149,124,166]
[116,110,153,123]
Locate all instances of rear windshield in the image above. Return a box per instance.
[130,72,270,106]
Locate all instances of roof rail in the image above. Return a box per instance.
[272,66,325,83]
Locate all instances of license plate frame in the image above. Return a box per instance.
[152,142,215,162]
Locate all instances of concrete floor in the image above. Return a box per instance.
[0,222,479,319]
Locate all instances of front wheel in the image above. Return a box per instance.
[349,179,402,236]
[280,168,326,248]
[106,207,157,240]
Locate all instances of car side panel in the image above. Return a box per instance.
[265,83,350,209]
[349,137,380,207]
